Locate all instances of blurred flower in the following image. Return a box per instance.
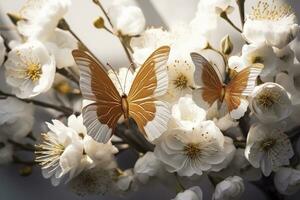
[45,29,78,68]
[274,167,300,195]
[69,165,118,196]
[210,137,236,172]
[116,169,135,192]
[0,97,34,142]
[36,119,84,186]
[172,186,203,200]
[108,4,145,36]
[83,136,118,169]
[170,96,206,130]
[0,135,13,165]
[216,148,262,181]
[134,151,164,184]
[249,82,292,123]
[4,41,56,98]
[17,0,77,68]
[0,35,5,66]
[243,1,299,48]
[131,28,172,65]
[18,0,71,40]
[228,42,280,81]
[245,123,294,176]
[154,121,226,176]
[212,176,244,200]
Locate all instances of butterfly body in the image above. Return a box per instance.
[191,52,263,119]
[73,46,171,143]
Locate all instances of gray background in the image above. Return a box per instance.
[0,0,300,199]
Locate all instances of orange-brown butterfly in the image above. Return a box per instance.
[72,46,171,143]
[190,52,263,119]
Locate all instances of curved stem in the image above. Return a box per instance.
[0,90,74,116]
[220,12,242,33]
[236,0,245,28]
[92,0,136,70]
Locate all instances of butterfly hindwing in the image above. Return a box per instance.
[128,46,171,141]
[225,64,263,119]
[72,50,123,142]
[190,52,223,107]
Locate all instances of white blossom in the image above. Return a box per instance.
[0,35,5,66]
[131,26,207,102]
[172,186,203,200]
[108,4,145,36]
[45,29,78,68]
[4,41,56,98]
[0,97,34,142]
[134,151,164,184]
[243,0,299,48]
[212,176,244,200]
[170,96,206,130]
[249,82,292,123]
[36,119,84,186]
[245,123,294,176]
[228,42,280,81]
[210,137,236,172]
[17,0,77,69]
[18,0,71,40]
[154,121,226,176]
[274,167,300,195]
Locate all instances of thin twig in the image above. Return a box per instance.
[58,18,105,66]
[0,90,74,116]
[8,139,35,152]
[236,0,245,28]
[56,68,79,85]
[13,155,36,166]
[220,12,242,33]
[92,0,136,70]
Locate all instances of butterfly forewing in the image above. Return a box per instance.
[225,64,263,119]
[190,52,223,107]
[72,50,122,143]
[128,46,171,141]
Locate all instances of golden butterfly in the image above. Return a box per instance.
[72,46,171,143]
[190,52,263,119]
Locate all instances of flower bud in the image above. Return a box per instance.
[220,35,233,55]
[250,82,292,123]
[93,17,105,29]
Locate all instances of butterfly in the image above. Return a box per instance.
[190,52,263,119]
[72,46,171,143]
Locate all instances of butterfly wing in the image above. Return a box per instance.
[224,64,263,119]
[190,52,223,108]
[72,50,122,143]
[127,46,171,141]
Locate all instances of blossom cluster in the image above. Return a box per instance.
[0,0,300,199]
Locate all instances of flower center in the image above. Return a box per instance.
[184,143,201,160]
[173,73,188,89]
[249,0,292,21]
[26,63,42,82]
[256,88,281,109]
[35,133,65,169]
[260,138,276,151]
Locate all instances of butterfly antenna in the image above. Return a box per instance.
[106,63,125,94]
[124,63,135,94]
